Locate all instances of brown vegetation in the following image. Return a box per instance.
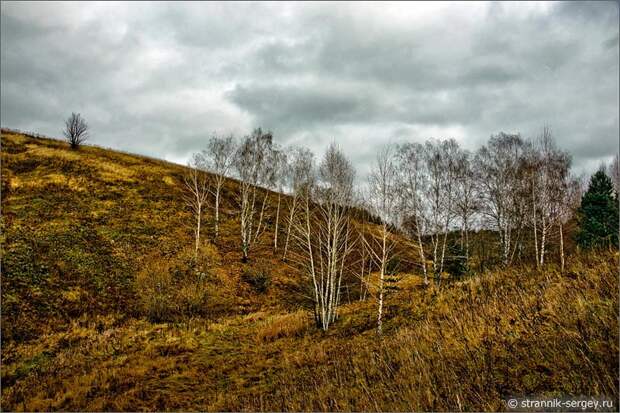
[1,130,617,411]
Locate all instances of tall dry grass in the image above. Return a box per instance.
[2,253,616,411]
[224,253,619,411]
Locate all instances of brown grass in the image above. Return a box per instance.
[1,131,617,411]
[1,253,616,411]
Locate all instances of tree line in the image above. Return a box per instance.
[180,124,618,332]
[57,113,619,332]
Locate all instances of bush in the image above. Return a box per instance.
[385,256,401,275]
[135,258,176,322]
[177,243,221,281]
[241,265,272,293]
[134,246,219,322]
[444,241,469,279]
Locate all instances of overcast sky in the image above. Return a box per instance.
[1,1,618,178]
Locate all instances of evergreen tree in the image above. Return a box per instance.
[444,240,469,278]
[576,169,619,249]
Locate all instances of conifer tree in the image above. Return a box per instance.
[576,169,619,249]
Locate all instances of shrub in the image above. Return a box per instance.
[241,265,271,293]
[176,281,209,319]
[178,243,221,281]
[444,241,469,279]
[134,246,217,322]
[134,258,175,322]
[385,256,401,275]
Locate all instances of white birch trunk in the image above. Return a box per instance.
[282,197,297,261]
[214,188,220,239]
[274,193,281,251]
[532,183,539,269]
[195,203,201,259]
[559,221,565,272]
[539,213,546,266]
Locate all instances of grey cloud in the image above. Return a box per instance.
[1,1,618,179]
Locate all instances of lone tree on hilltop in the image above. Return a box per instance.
[576,168,619,250]
[63,112,89,149]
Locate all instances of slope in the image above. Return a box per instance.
[1,130,618,411]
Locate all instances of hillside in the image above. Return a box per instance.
[1,130,315,340]
[1,130,618,411]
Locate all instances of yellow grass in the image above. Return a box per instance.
[1,131,617,411]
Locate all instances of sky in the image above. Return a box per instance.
[1,1,618,179]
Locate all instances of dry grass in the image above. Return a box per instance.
[256,310,310,342]
[1,253,616,411]
[1,131,617,411]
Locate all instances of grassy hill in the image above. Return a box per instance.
[1,130,618,411]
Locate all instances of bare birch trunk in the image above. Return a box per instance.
[432,233,439,277]
[377,226,387,335]
[282,198,297,261]
[274,193,281,251]
[559,221,565,272]
[439,224,449,278]
[464,217,470,261]
[214,189,220,239]
[195,203,201,259]
[532,184,539,269]
[414,214,428,285]
[539,213,546,266]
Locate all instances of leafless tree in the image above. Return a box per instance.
[476,133,528,267]
[290,143,356,331]
[270,146,288,252]
[353,199,374,301]
[422,139,460,279]
[396,142,429,284]
[534,128,555,266]
[524,128,572,267]
[184,153,210,259]
[454,149,479,261]
[282,146,314,261]
[556,173,579,272]
[63,112,89,149]
[438,139,461,275]
[365,146,399,334]
[203,134,236,239]
[235,128,274,262]
[523,140,543,268]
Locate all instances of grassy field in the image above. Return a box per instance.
[1,130,618,411]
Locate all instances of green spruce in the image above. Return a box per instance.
[576,169,619,249]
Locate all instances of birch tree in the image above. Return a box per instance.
[290,143,356,331]
[524,140,543,268]
[527,128,571,267]
[476,133,528,267]
[204,134,236,239]
[365,146,399,334]
[270,146,288,251]
[437,139,461,275]
[556,168,579,272]
[534,128,555,266]
[282,146,314,261]
[454,149,478,261]
[354,202,374,301]
[422,139,460,279]
[396,142,429,284]
[183,153,210,259]
[235,128,274,262]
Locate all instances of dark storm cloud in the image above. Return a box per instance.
[1,1,618,176]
